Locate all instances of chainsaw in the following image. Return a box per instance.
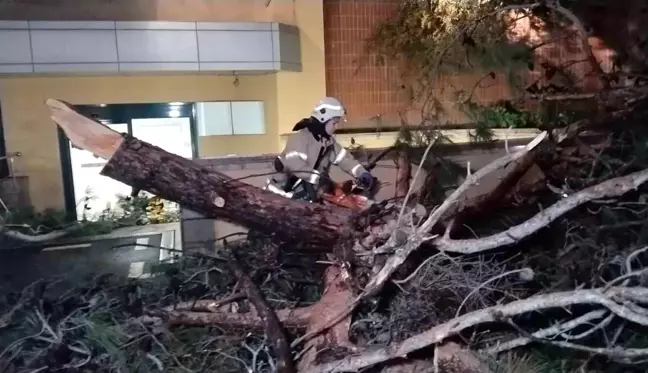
[265,145,396,212]
[318,175,380,212]
[317,145,397,212]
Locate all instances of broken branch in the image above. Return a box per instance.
[1,223,83,243]
[310,286,648,373]
[157,307,312,329]
[227,253,296,373]
[433,167,648,254]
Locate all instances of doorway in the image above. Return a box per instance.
[58,103,198,220]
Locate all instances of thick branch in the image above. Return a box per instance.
[160,307,312,329]
[164,295,245,313]
[484,309,607,354]
[450,151,540,227]
[310,287,648,373]
[434,167,648,254]
[228,253,296,373]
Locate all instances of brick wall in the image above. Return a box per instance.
[323,0,514,129]
[324,1,619,130]
[323,0,409,129]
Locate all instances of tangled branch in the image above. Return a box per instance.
[312,284,648,372]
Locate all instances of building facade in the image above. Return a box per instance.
[0,0,327,214]
[0,0,544,216]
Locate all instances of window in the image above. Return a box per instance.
[196,101,266,136]
[196,102,231,136]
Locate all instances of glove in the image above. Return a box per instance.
[358,172,374,189]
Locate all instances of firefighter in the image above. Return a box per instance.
[265,97,374,202]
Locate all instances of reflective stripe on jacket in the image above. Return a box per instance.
[275,128,367,186]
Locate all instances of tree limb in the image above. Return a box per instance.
[228,252,296,373]
[310,286,648,373]
[433,167,648,254]
[164,295,245,313]
[483,309,607,354]
[296,265,357,372]
[156,307,312,329]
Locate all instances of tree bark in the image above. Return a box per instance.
[228,252,296,373]
[297,265,356,372]
[158,307,312,329]
[46,99,355,251]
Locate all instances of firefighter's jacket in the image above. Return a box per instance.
[268,127,367,197]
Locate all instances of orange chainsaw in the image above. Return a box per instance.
[319,176,379,212]
[318,145,395,212]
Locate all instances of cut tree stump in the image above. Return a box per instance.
[46,99,355,250]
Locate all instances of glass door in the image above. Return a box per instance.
[130,116,194,217]
[59,103,198,221]
[131,117,193,159]
[69,122,133,220]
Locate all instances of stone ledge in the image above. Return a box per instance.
[277,128,541,149]
[329,128,541,149]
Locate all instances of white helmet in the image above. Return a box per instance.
[312,97,346,124]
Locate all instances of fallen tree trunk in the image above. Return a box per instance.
[46,99,355,250]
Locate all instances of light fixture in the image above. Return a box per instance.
[168,109,181,118]
[169,102,184,106]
